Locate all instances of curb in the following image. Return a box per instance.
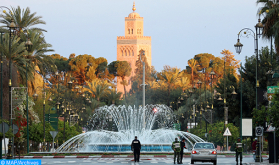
[2,155,268,159]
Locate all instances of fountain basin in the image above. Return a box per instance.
[87,144,175,152]
[55,105,204,153]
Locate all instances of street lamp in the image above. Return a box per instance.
[234,18,263,111]
[32,85,48,151]
[1,6,20,159]
[234,18,263,162]
[210,70,216,124]
[0,30,4,159]
[139,49,146,130]
[25,36,32,153]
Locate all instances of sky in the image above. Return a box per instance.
[2,0,269,72]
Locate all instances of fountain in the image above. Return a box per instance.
[55,104,204,153]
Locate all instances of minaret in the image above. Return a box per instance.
[116,2,152,96]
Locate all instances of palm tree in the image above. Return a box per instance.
[0,6,46,33]
[106,88,122,105]
[176,76,190,92]
[18,30,55,93]
[257,0,279,53]
[21,30,55,76]
[84,79,111,101]
[188,58,198,87]
[157,66,184,106]
[0,33,33,83]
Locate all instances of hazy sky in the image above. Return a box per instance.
[2,0,268,71]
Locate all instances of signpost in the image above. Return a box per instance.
[12,124,19,135]
[0,122,9,134]
[45,114,58,130]
[223,127,232,151]
[174,123,181,131]
[255,126,263,162]
[267,86,279,102]
[267,86,279,94]
[49,131,58,152]
[255,127,263,136]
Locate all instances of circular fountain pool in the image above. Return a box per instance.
[55,104,204,153]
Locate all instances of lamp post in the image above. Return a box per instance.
[55,72,60,131]
[210,70,216,124]
[234,19,263,161]
[139,49,146,130]
[64,79,73,143]
[32,85,47,151]
[223,53,228,151]
[25,37,32,153]
[0,30,4,160]
[1,6,20,159]
[234,18,263,111]
[0,8,9,157]
[240,63,243,141]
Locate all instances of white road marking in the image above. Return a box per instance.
[68,161,76,163]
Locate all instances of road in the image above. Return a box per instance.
[33,157,255,165]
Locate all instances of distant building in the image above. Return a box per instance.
[116,2,152,95]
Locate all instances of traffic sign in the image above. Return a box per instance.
[267,86,279,94]
[267,94,273,101]
[12,124,19,134]
[266,125,276,132]
[0,122,9,134]
[223,127,232,136]
[49,131,58,139]
[255,126,263,136]
[45,114,58,130]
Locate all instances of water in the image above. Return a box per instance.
[55,104,204,152]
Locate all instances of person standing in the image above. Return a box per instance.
[131,136,141,162]
[179,138,187,164]
[235,137,243,165]
[172,138,181,164]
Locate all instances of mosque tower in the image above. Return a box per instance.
[116,2,152,95]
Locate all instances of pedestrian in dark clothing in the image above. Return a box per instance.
[172,138,181,164]
[131,136,141,162]
[179,138,187,164]
[235,137,243,165]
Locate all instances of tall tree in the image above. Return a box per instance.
[68,54,98,84]
[21,30,55,75]
[220,49,240,80]
[131,52,154,93]
[257,0,279,54]
[106,88,122,105]
[115,61,132,100]
[0,6,46,33]
[50,54,70,73]
[240,47,277,119]
[157,66,184,106]
[0,33,30,83]
[84,79,111,102]
[188,58,198,87]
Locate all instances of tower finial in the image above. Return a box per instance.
[132,1,136,12]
